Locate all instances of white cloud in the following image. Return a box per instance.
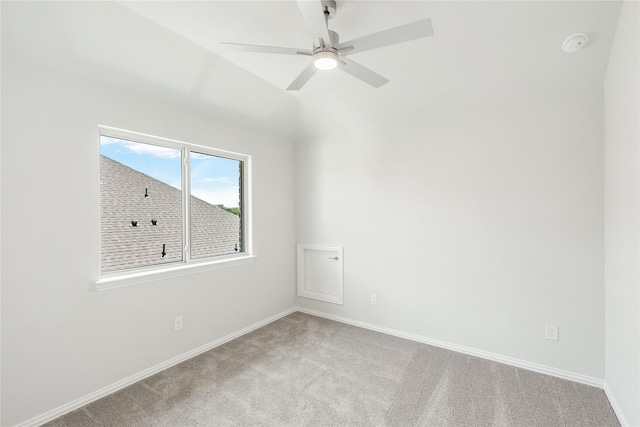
[190,152,212,160]
[127,142,180,159]
[198,177,232,184]
[100,136,119,145]
[191,187,240,207]
[100,137,180,159]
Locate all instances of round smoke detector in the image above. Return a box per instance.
[562,33,588,53]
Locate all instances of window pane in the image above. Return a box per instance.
[100,136,183,273]
[190,152,242,259]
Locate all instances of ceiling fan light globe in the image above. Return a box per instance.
[314,58,337,70]
[313,50,338,70]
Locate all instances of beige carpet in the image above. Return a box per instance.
[44,312,620,426]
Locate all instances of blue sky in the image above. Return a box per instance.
[100,136,241,207]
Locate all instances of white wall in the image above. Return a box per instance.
[296,83,605,379]
[0,53,297,425]
[604,1,640,425]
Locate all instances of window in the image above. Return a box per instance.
[99,127,250,278]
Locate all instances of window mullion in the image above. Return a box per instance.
[183,148,191,263]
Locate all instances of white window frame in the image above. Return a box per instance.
[95,125,254,290]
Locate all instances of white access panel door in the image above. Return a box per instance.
[297,244,343,305]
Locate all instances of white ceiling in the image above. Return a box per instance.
[120,1,621,97]
[1,1,623,135]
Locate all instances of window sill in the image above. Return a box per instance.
[94,255,257,291]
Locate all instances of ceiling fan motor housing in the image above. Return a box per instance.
[329,30,339,46]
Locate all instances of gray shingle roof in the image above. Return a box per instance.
[100,155,241,273]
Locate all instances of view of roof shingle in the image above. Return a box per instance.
[100,155,241,273]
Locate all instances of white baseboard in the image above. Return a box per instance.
[603,381,632,427]
[295,307,605,389]
[15,307,297,427]
[15,306,625,427]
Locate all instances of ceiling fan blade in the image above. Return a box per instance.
[221,42,312,56]
[337,18,433,56]
[287,63,318,90]
[338,57,389,88]
[296,0,333,47]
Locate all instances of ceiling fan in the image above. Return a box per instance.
[221,0,434,90]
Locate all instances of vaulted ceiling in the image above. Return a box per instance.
[1,1,623,136]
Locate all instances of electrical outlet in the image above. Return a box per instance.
[174,316,183,332]
[545,324,558,341]
[370,293,378,305]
